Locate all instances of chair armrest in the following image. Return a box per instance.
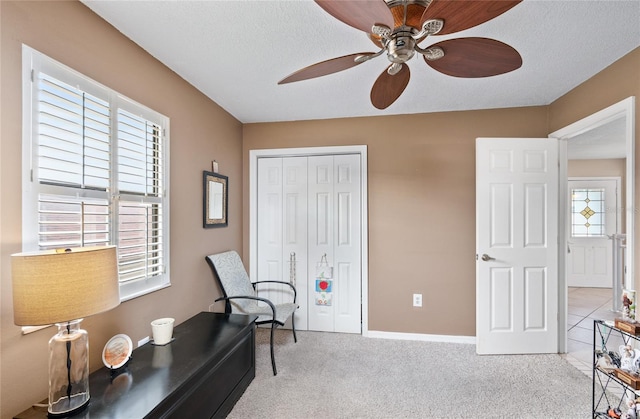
[251,281,297,303]
[215,295,276,316]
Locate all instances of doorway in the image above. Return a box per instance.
[249,145,369,334]
[552,96,635,356]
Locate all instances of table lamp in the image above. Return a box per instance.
[11,246,120,417]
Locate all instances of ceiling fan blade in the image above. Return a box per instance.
[424,38,522,78]
[278,53,376,84]
[370,64,410,110]
[315,0,393,33]
[421,0,521,35]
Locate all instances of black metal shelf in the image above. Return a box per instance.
[593,319,640,417]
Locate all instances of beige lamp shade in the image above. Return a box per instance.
[12,246,120,326]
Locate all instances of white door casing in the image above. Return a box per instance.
[567,178,619,288]
[476,138,559,354]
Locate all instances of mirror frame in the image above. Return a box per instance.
[203,171,228,228]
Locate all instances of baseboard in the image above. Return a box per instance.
[365,330,476,345]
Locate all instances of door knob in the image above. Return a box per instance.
[481,254,495,262]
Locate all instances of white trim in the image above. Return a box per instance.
[249,145,369,334]
[367,330,476,345]
[557,136,568,353]
[551,96,635,354]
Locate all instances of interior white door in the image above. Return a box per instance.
[567,179,618,288]
[476,138,558,354]
[257,157,308,330]
[308,154,361,333]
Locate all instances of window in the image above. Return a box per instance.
[22,46,170,302]
[571,188,606,237]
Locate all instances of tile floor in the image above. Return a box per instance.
[565,287,640,411]
[563,286,620,377]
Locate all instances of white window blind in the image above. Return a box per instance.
[23,45,170,302]
[37,74,111,188]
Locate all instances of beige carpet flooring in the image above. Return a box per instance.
[227,328,592,418]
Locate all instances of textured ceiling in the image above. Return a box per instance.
[81,0,640,124]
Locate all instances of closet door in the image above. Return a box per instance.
[334,154,362,333]
[308,154,361,333]
[257,154,361,334]
[282,157,308,330]
[256,157,308,330]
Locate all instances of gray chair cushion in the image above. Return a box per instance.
[207,250,296,325]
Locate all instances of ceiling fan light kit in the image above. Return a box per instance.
[278,0,523,110]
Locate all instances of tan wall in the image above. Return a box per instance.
[569,159,626,178]
[0,1,243,417]
[242,107,550,336]
[550,48,640,291]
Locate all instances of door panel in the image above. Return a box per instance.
[333,154,361,333]
[308,156,335,332]
[490,267,513,330]
[476,138,558,354]
[257,158,284,306]
[282,157,308,328]
[257,157,307,329]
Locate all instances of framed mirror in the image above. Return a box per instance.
[203,171,228,228]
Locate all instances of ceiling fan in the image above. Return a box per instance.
[278,0,523,109]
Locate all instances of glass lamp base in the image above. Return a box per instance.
[48,394,89,417]
[48,319,90,416]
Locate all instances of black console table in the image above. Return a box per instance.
[15,312,256,419]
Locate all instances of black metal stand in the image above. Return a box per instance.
[592,319,639,418]
[108,357,132,380]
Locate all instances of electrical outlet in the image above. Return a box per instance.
[413,293,422,307]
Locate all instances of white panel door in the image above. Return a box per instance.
[476,138,558,354]
[256,157,307,329]
[308,155,335,332]
[333,154,362,333]
[308,155,362,333]
[282,157,308,329]
[567,179,618,288]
